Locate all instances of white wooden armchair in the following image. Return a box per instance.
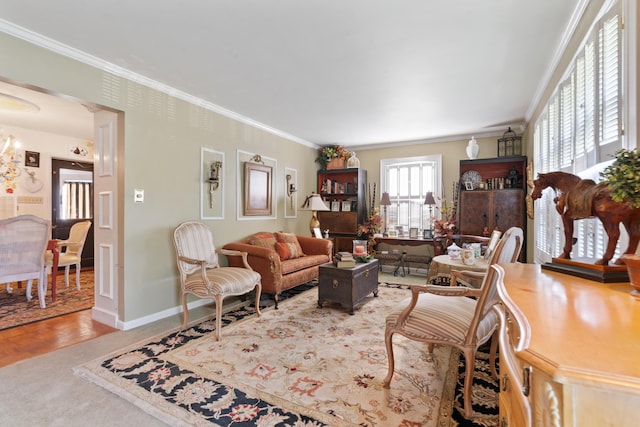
[173,221,262,340]
[383,227,523,418]
[0,215,51,308]
[46,220,92,290]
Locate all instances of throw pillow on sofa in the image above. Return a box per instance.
[275,232,305,257]
[275,241,301,261]
[250,232,277,251]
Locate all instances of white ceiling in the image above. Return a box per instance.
[0,0,583,147]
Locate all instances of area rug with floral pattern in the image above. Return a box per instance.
[0,269,94,330]
[75,283,498,426]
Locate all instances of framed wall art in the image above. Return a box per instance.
[25,151,40,167]
[244,162,272,216]
[237,150,277,220]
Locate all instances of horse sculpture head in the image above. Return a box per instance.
[531,173,550,200]
[531,171,582,200]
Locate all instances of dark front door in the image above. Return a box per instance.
[51,159,94,268]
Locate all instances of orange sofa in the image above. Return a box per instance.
[223,232,332,308]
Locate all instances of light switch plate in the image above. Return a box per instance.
[134,189,144,203]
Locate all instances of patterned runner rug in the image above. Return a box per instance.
[0,269,94,330]
[75,283,498,426]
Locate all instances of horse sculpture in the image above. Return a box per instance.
[531,171,640,265]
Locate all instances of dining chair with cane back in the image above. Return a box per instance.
[0,215,51,308]
[46,220,92,290]
[383,226,523,418]
[173,221,262,340]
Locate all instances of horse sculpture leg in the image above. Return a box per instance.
[598,220,621,265]
[618,212,640,265]
[560,215,574,259]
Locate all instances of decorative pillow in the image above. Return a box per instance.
[275,232,305,257]
[250,232,277,251]
[275,241,300,261]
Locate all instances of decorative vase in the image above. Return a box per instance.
[622,254,640,297]
[466,136,479,160]
[447,242,461,260]
[326,157,344,170]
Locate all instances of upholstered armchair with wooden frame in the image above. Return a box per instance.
[173,221,262,340]
[383,227,523,418]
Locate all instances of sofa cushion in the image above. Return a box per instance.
[250,232,277,251]
[280,254,328,275]
[275,232,305,257]
[275,241,301,261]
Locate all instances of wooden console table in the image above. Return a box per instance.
[373,236,442,254]
[496,263,640,426]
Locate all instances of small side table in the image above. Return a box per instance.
[318,259,379,314]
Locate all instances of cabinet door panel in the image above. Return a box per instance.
[458,191,491,235]
[492,190,524,232]
[318,211,357,234]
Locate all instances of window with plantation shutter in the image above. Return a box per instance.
[598,10,622,157]
[560,76,574,169]
[533,2,622,263]
[380,156,441,234]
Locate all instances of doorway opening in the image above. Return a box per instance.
[51,158,94,268]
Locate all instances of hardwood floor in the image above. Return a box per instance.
[0,309,116,368]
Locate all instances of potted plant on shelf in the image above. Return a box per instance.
[600,148,640,294]
[315,145,351,170]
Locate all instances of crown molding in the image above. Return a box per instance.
[0,19,318,150]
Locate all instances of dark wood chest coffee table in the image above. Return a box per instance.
[317,259,379,314]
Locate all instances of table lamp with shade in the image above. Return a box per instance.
[423,191,436,238]
[380,192,392,236]
[300,193,330,236]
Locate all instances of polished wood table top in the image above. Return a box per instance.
[498,263,640,389]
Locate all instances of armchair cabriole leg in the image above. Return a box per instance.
[383,330,395,387]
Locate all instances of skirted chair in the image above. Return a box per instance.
[173,221,262,340]
[46,220,92,290]
[383,227,523,418]
[0,215,51,308]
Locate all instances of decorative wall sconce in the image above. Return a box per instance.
[286,174,297,210]
[208,161,222,208]
[286,174,297,196]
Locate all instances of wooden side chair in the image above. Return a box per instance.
[46,220,92,290]
[383,227,523,418]
[173,221,262,340]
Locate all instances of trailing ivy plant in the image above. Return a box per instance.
[600,148,640,208]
